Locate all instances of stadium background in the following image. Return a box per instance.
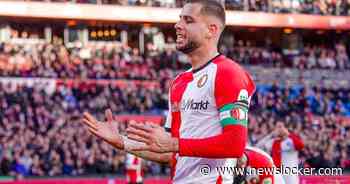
[0,0,350,183]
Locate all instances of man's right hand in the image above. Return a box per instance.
[82,109,124,149]
[82,110,171,164]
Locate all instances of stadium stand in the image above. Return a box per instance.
[0,80,349,177]
[14,0,350,16]
[0,0,350,183]
[0,41,349,78]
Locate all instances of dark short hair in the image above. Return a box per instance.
[185,0,226,26]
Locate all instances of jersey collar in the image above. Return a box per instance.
[192,53,222,74]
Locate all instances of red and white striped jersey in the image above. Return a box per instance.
[126,153,143,183]
[256,133,304,184]
[165,54,256,184]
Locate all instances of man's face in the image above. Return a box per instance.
[174,3,208,54]
[275,121,288,138]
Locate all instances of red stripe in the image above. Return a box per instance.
[133,157,139,164]
[272,139,282,168]
[170,153,177,179]
[171,111,181,138]
[216,175,222,184]
[126,170,137,183]
[169,72,193,179]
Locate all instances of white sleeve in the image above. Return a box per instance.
[164,92,172,130]
[255,134,274,153]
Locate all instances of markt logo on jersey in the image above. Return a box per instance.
[182,99,209,111]
[172,99,209,111]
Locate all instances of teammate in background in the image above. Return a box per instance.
[234,146,285,184]
[126,153,143,184]
[82,1,255,183]
[256,121,304,184]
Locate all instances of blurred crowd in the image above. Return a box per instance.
[0,80,349,177]
[249,83,350,171]
[225,0,350,15]
[221,41,350,70]
[0,42,187,80]
[0,82,169,178]
[0,41,349,80]
[18,0,350,16]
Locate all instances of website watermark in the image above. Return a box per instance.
[199,164,343,177]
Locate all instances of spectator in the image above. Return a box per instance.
[13,0,350,15]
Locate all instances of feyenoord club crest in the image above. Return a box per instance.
[197,74,208,88]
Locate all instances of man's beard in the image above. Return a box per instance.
[177,40,200,54]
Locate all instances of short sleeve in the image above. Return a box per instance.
[214,63,255,108]
[214,61,256,127]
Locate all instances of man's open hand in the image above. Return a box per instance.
[82,109,124,149]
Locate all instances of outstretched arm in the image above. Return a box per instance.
[81,110,171,164]
[255,133,274,152]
